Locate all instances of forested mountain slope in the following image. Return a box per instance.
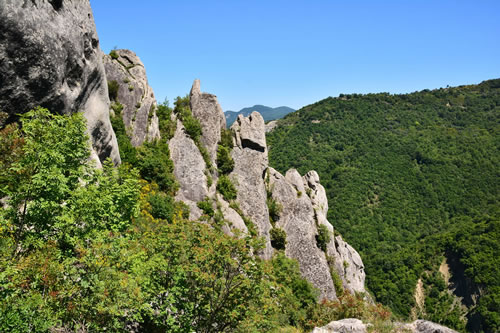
[267,79,500,332]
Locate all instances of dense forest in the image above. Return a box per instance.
[267,79,500,332]
[0,104,391,332]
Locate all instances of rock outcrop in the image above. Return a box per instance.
[103,49,160,146]
[400,320,459,333]
[312,318,368,333]
[169,118,207,220]
[165,80,365,298]
[0,0,120,165]
[312,319,458,333]
[268,167,336,300]
[230,112,273,259]
[190,79,226,166]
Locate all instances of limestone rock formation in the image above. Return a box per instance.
[0,0,120,165]
[190,79,226,166]
[169,118,207,220]
[103,49,160,146]
[268,167,336,300]
[311,318,368,333]
[166,80,365,297]
[230,112,273,259]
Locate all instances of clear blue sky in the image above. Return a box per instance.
[90,0,500,112]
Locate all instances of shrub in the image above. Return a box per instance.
[220,128,233,148]
[217,145,234,174]
[108,80,119,101]
[217,174,237,201]
[270,227,287,250]
[109,49,119,59]
[267,196,282,225]
[316,224,331,252]
[197,197,214,218]
[148,192,175,222]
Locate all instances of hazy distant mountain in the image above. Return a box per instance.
[225,105,295,127]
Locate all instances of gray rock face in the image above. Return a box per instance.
[230,112,273,259]
[0,0,120,165]
[268,167,336,300]
[312,318,368,333]
[332,236,366,294]
[233,112,267,152]
[401,320,459,333]
[169,118,207,219]
[303,171,367,295]
[190,79,226,166]
[103,49,160,146]
[265,120,279,133]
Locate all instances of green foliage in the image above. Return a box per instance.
[316,224,331,252]
[304,293,392,332]
[217,174,237,201]
[147,191,175,222]
[220,128,234,148]
[216,144,234,174]
[1,107,140,250]
[135,140,178,194]
[267,195,283,226]
[109,102,138,165]
[270,227,287,250]
[0,124,24,198]
[156,100,177,140]
[268,79,500,319]
[107,80,119,101]
[197,197,215,218]
[109,49,119,59]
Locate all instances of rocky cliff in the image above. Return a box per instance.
[168,80,366,299]
[103,49,160,146]
[0,0,120,165]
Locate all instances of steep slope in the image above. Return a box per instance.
[103,49,160,146]
[225,105,295,127]
[267,79,500,331]
[0,0,120,165]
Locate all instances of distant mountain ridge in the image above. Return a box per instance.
[225,105,295,127]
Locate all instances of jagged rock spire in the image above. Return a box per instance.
[189,79,226,166]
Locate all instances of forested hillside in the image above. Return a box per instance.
[267,79,500,332]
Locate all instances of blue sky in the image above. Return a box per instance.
[90,1,500,112]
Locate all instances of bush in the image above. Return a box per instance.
[270,227,287,250]
[267,196,282,225]
[217,145,234,174]
[108,80,119,101]
[148,192,175,222]
[197,197,214,218]
[316,224,331,252]
[109,49,119,59]
[217,174,237,201]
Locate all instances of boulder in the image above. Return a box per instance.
[190,79,226,166]
[312,318,368,333]
[230,112,273,259]
[0,0,120,165]
[401,320,459,333]
[103,49,160,146]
